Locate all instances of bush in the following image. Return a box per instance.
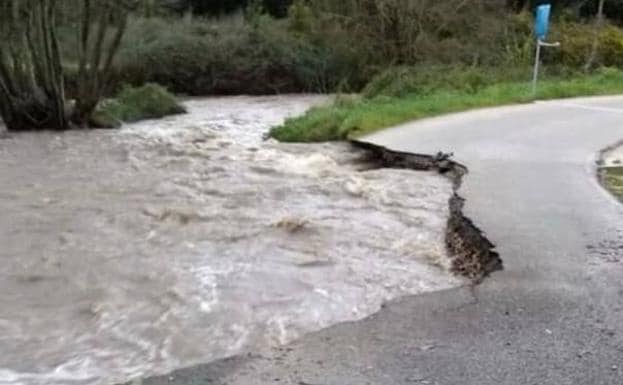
[57,4,623,97]
[300,0,512,66]
[112,14,362,95]
[93,84,186,127]
[551,21,623,68]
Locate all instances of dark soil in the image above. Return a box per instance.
[351,140,503,282]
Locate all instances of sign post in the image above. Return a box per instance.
[532,4,560,95]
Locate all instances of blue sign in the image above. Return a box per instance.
[535,4,552,40]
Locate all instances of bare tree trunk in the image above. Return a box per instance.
[72,0,129,127]
[0,0,67,131]
[585,0,606,72]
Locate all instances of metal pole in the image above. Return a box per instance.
[532,40,542,96]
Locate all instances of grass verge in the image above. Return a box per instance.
[270,68,623,142]
[603,167,623,201]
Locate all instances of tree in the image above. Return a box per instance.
[0,0,67,131]
[71,0,132,126]
[585,0,605,71]
[0,0,133,130]
[304,0,509,66]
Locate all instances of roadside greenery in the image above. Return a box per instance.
[270,68,623,142]
[603,167,623,200]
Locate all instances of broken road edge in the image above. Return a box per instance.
[351,140,503,283]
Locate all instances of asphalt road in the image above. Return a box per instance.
[137,96,623,385]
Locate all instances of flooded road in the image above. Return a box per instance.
[0,96,461,385]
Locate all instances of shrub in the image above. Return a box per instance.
[550,21,623,68]
[58,4,623,97]
[111,14,363,95]
[93,83,186,127]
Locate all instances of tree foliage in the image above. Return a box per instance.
[296,0,511,66]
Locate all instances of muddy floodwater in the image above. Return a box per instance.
[0,96,462,385]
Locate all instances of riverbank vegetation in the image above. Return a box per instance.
[103,1,623,97]
[91,84,186,128]
[2,0,623,133]
[0,0,184,131]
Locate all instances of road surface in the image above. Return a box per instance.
[137,96,623,385]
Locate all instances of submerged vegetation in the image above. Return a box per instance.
[2,0,623,133]
[92,84,185,128]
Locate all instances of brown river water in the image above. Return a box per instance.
[0,96,461,385]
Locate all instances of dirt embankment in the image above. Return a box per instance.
[351,140,503,282]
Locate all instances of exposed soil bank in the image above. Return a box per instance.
[351,140,503,282]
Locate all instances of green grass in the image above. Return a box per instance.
[270,68,623,142]
[604,167,623,201]
[92,83,186,128]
